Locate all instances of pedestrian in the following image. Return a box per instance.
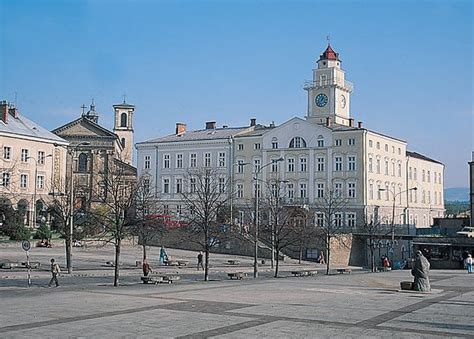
[142,260,152,276]
[465,254,473,274]
[48,258,61,288]
[383,256,391,269]
[160,246,168,264]
[317,252,325,265]
[197,251,204,270]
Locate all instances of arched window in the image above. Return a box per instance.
[121,138,126,148]
[78,153,88,172]
[120,113,127,127]
[289,137,307,149]
[317,135,324,147]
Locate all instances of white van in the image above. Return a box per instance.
[457,227,474,238]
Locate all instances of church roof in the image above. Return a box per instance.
[318,44,340,62]
[52,116,118,139]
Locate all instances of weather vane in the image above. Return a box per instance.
[122,94,127,103]
[326,34,331,45]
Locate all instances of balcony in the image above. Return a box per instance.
[303,79,354,92]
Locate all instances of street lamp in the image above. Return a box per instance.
[27,154,52,228]
[253,157,284,278]
[54,141,90,274]
[378,186,417,262]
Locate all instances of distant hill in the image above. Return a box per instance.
[444,187,469,202]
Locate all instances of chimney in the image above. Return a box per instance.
[175,122,186,135]
[326,117,332,127]
[348,118,354,127]
[205,121,216,130]
[8,106,18,118]
[358,121,363,128]
[250,118,256,126]
[0,101,8,124]
[222,125,228,129]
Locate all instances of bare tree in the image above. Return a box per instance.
[179,168,230,281]
[313,189,349,275]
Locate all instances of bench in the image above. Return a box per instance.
[163,260,188,267]
[227,272,246,280]
[142,273,180,284]
[227,260,240,265]
[0,262,41,269]
[377,266,390,272]
[291,270,318,277]
[336,268,352,274]
[141,276,164,284]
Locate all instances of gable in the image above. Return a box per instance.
[262,117,333,149]
[53,118,117,139]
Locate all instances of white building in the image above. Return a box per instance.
[136,44,444,228]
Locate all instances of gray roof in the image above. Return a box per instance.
[0,112,67,143]
[406,151,443,165]
[139,126,253,144]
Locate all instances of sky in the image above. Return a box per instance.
[0,0,472,188]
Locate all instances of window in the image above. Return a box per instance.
[438,173,441,184]
[144,156,150,169]
[254,143,261,150]
[347,213,356,228]
[20,174,28,188]
[3,146,11,160]
[391,161,395,176]
[121,138,125,148]
[204,153,211,167]
[237,160,245,174]
[38,151,45,165]
[163,205,169,215]
[271,160,278,172]
[392,146,395,153]
[237,184,244,199]
[190,177,196,193]
[348,156,356,171]
[254,183,261,198]
[434,172,437,183]
[368,157,373,173]
[427,170,431,183]
[316,182,324,198]
[334,182,343,197]
[299,157,307,172]
[37,175,45,189]
[299,183,307,198]
[238,144,244,151]
[369,183,374,199]
[163,178,170,194]
[219,177,226,193]
[120,113,127,127]
[385,144,388,152]
[271,138,278,149]
[21,149,28,162]
[218,152,226,167]
[376,142,380,150]
[287,183,294,199]
[175,178,182,193]
[376,159,381,174]
[348,138,355,146]
[163,154,170,169]
[397,163,401,177]
[335,213,343,227]
[316,213,324,227]
[377,184,381,199]
[289,137,307,148]
[176,205,182,216]
[253,159,261,173]
[287,158,295,172]
[317,157,325,172]
[409,167,412,179]
[320,74,327,85]
[385,184,390,201]
[347,182,356,198]
[335,139,342,146]
[2,173,10,187]
[384,159,389,175]
[422,170,425,182]
[398,148,401,155]
[190,153,197,167]
[369,140,373,147]
[78,153,88,172]
[176,154,183,168]
[317,135,324,147]
[335,156,343,171]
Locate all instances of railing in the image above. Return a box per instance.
[303,79,354,92]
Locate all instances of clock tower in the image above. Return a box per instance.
[305,43,353,126]
[113,99,135,165]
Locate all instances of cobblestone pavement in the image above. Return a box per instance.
[0,244,473,338]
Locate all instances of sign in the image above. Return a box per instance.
[21,240,31,252]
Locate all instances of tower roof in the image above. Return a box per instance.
[318,44,340,62]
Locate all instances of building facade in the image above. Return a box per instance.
[136,44,445,229]
[0,101,68,228]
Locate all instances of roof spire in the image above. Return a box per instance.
[122,94,127,104]
[326,34,331,45]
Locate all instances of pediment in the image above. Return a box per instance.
[53,118,117,138]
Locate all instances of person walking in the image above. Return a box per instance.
[197,251,204,270]
[142,260,152,277]
[465,254,473,274]
[48,258,61,288]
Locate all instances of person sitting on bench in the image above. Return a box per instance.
[142,260,152,277]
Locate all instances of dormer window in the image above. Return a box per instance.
[317,135,324,147]
[289,137,307,149]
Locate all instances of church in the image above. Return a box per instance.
[136,43,444,230]
[52,100,136,210]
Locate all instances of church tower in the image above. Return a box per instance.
[305,43,353,126]
[113,99,135,165]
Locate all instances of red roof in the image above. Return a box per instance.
[318,44,340,61]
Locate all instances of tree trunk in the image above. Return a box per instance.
[142,243,147,262]
[114,238,121,287]
[326,235,330,275]
[65,237,72,274]
[204,245,209,282]
[274,248,279,278]
[298,242,303,264]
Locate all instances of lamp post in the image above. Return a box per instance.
[379,186,417,262]
[27,154,52,228]
[253,157,284,278]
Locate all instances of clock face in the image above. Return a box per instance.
[340,95,346,108]
[315,93,328,107]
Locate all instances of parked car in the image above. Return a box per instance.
[456,227,474,238]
